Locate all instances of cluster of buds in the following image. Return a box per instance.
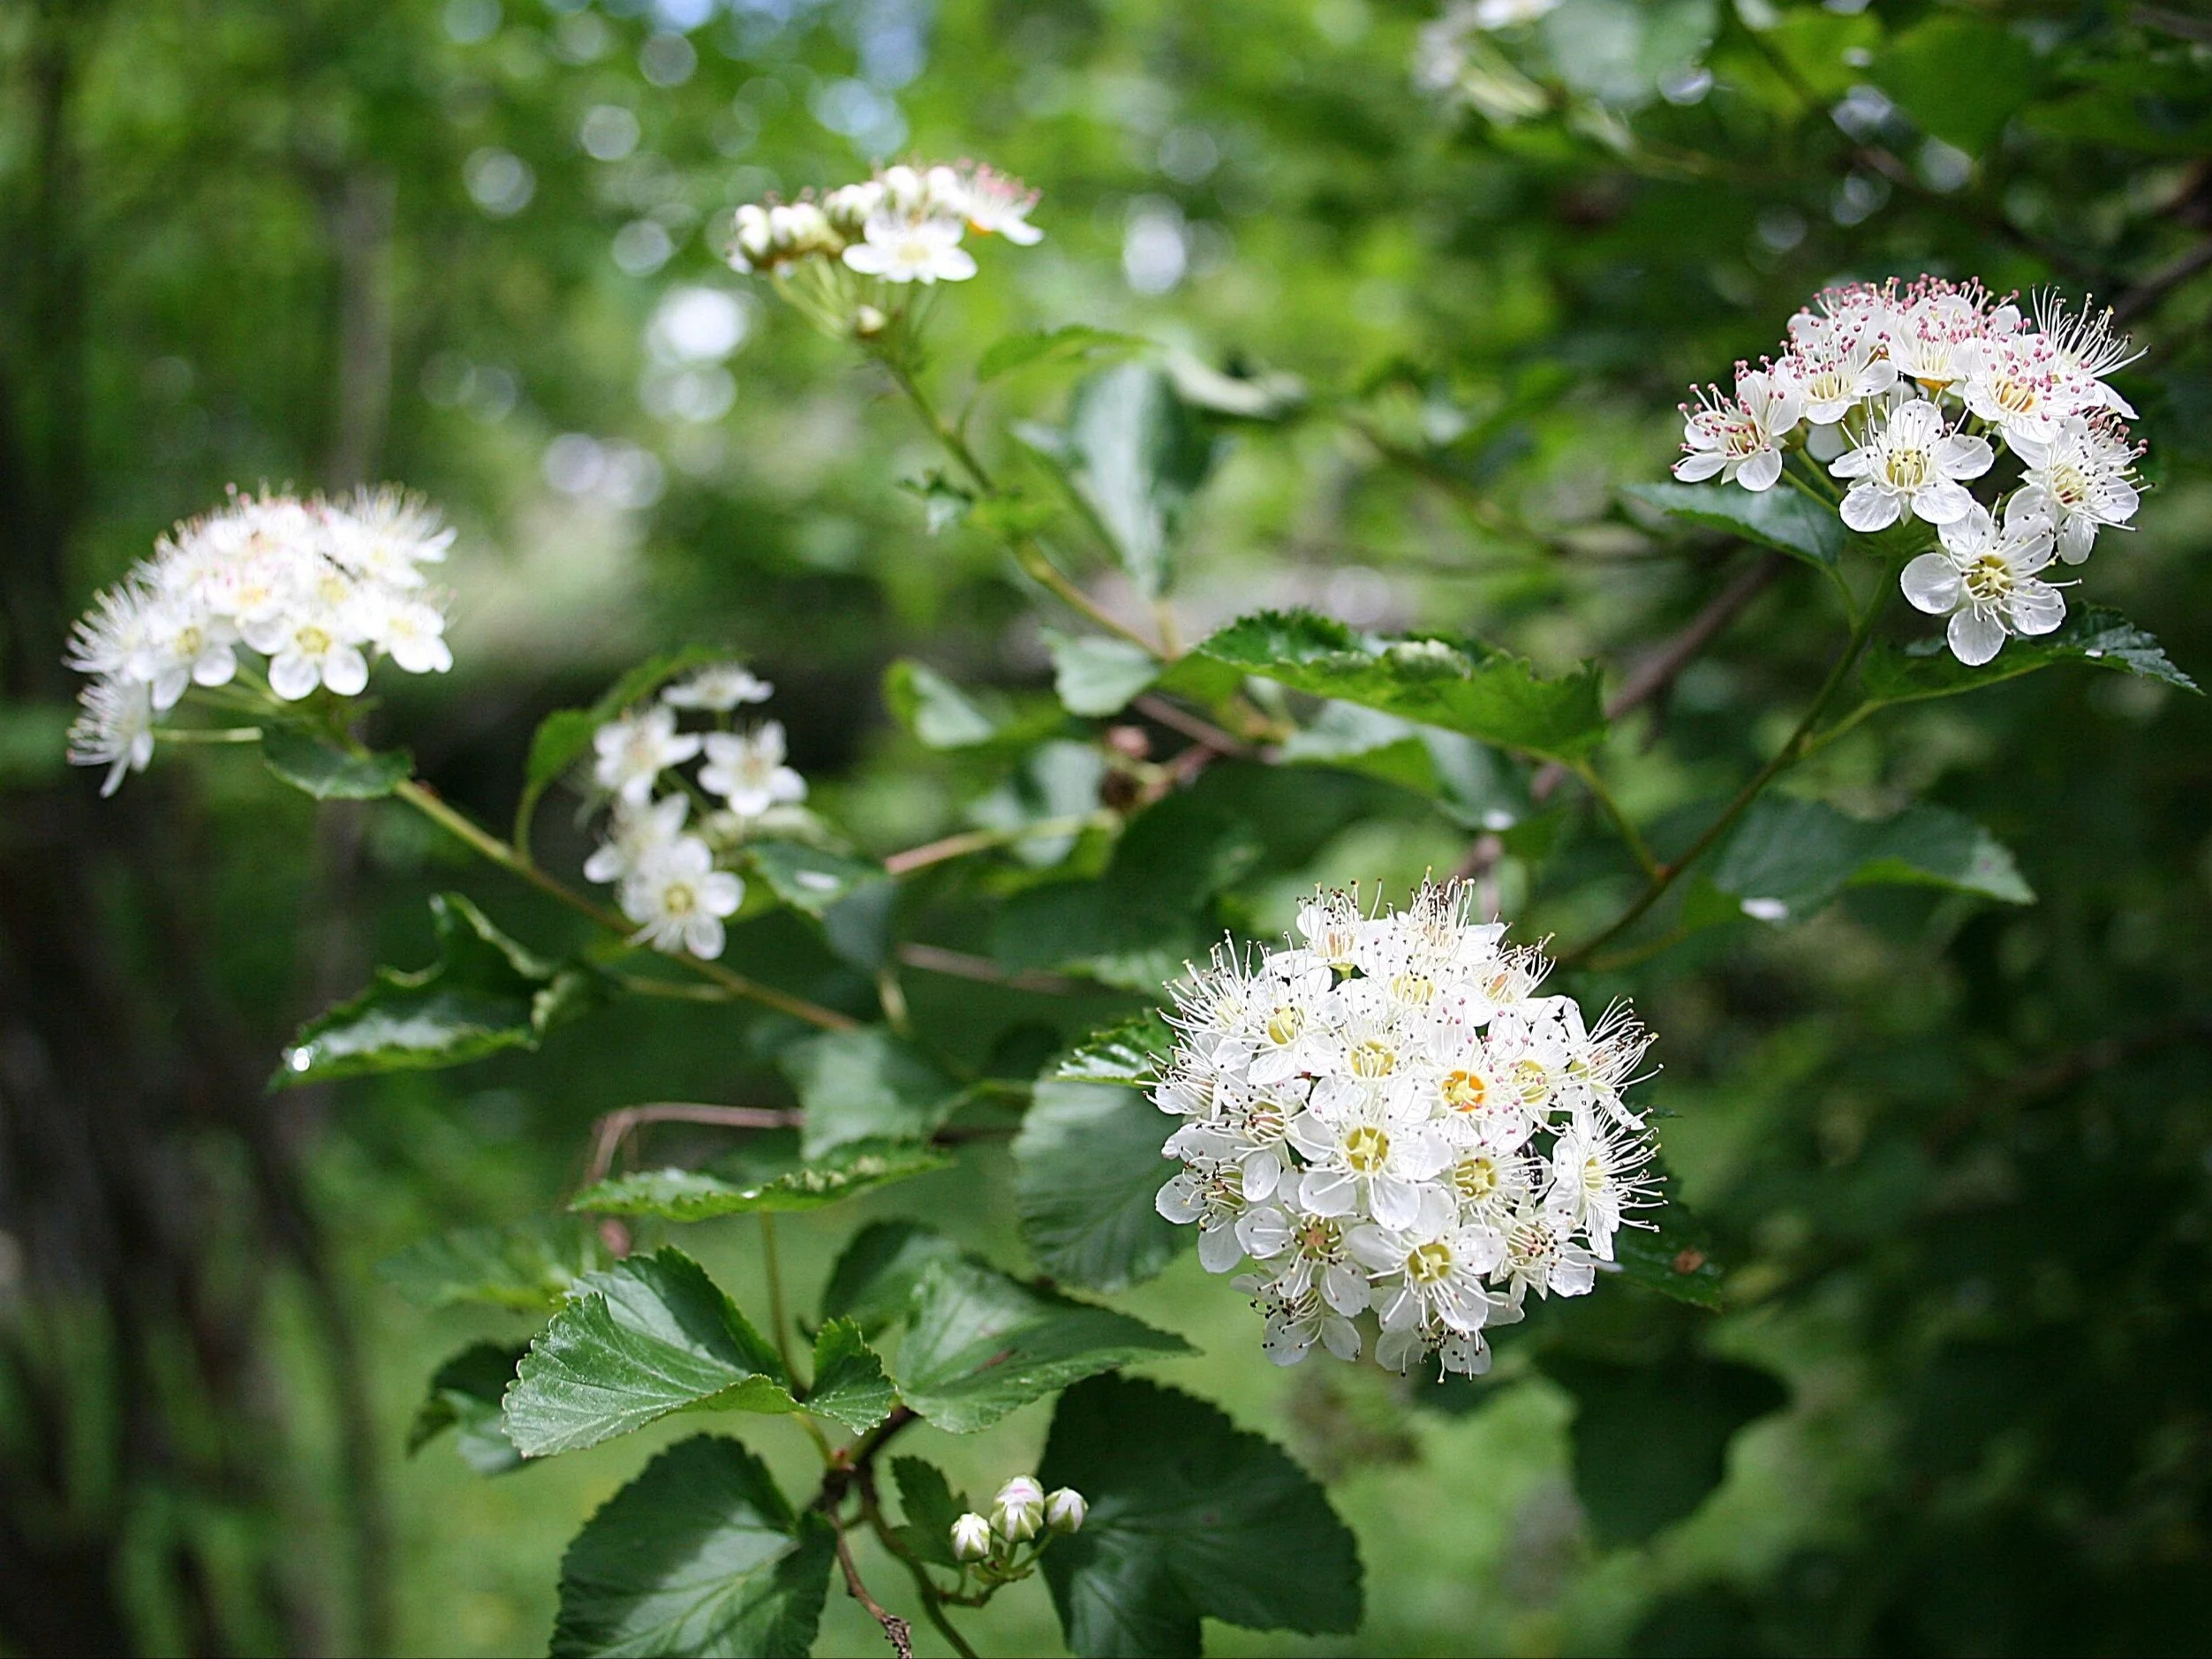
[948,1476,1086,1586]
[725,160,1040,342]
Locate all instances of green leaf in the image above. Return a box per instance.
[551,1435,834,1658]
[1544,1353,1788,1548]
[1200,609,1607,763]
[279,894,605,1087]
[819,1220,967,1336]
[779,1027,963,1159]
[1278,700,1530,830]
[572,1134,951,1221]
[1859,605,2199,705]
[889,1457,970,1568]
[1706,796,2033,926]
[260,727,411,799]
[1040,1375,1363,1655]
[1053,1014,1174,1086]
[978,323,1147,383]
[1015,1081,1188,1294]
[1025,363,1214,600]
[1046,630,1160,719]
[409,1342,528,1475]
[1541,0,1718,111]
[1610,1197,1725,1310]
[967,740,1106,869]
[1621,480,1842,570]
[1873,13,2041,155]
[504,1248,795,1459]
[525,646,731,796]
[804,1318,895,1434]
[378,1216,615,1314]
[881,659,1004,749]
[744,840,897,970]
[895,1258,1193,1434]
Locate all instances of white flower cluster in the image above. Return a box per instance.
[949,1476,1085,1584]
[1155,883,1659,1380]
[1674,278,2145,667]
[726,161,1040,336]
[65,488,455,795]
[582,664,804,961]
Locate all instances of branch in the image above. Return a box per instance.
[833,1526,915,1659]
[1131,693,1252,758]
[584,1103,802,1187]
[1922,1014,2212,1152]
[2110,237,2212,326]
[895,941,1091,995]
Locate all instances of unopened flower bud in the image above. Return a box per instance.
[949,1512,993,1563]
[852,305,888,339]
[992,1474,1044,1541]
[1045,1487,1088,1535]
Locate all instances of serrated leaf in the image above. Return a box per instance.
[1054,1014,1174,1085]
[779,1027,962,1159]
[378,1216,615,1314]
[504,1248,795,1458]
[409,1342,528,1475]
[572,1134,951,1221]
[1707,796,2033,926]
[551,1435,833,1658]
[1544,1352,1788,1547]
[1621,479,1842,570]
[1859,605,2199,705]
[1200,609,1607,763]
[260,727,412,799]
[279,894,606,1086]
[890,1457,970,1568]
[1610,1197,1725,1309]
[1278,701,1529,830]
[1040,1375,1363,1656]
[1015,1081,1189,1294]
[1045,630,1159,718]
[895,1257,1192,1434]
[977,324,1148,383]
[804,1319,895,1434]
[818,1221,968,1337]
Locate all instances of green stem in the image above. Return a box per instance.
[759,1214,800,1386]
[154,725,263,744]
[1569,758,1662,880]
[390,778,859,1030]
[1559,581,1891,967]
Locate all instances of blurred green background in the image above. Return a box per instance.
[4,0,2211,1654]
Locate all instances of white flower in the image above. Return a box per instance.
[1044,1488,1087,1535]
[661,663,773,711]
[1780,328,1897,426]
[1349,1198,1508,1338]
[620,835,743,959]
[67,675,156,796]
[243,604,370,700]
[1155,1163,1249,1272]
[2030,290,2140,418]
[1234,1270,1363,1366]
[1235,1205,1371,1323]
[351,588,453,675]
[1672,367,1802,492]
[699,722,807,817]
[841,212,978,284]
[958,164,1044,245]
[1831,397,1992,531]
[992,1476,1045,1542]
[593,706,702,806]
[1899,498,2065,667]
[1288,1086,1451,1231]
[1543,1114,1659,1261]
[134,595,239,711]
[325,487,454,587]
[584,792,690,885]
[2010,415,2140,563]
[1959,332,2069,447]
[949,1513,993,1563]
[1498,1202,1597,1302]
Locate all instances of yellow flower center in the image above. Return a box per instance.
[295,625,331,656]
[1441,1068,1489,1112]
[1964,554,2014,605]
[1882,445,1931,489]
[1453,1155,1500,1203]
[663,882,697,916]
[1512,1057,1553,1107]
[1343,1125,1391,1175]
[1407,1240,1454,1285]
[1348,1039,1396,1080]
[1265,1006,1302,1047]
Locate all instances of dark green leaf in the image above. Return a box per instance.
[551,1435,834,1658]
[895,1258,1192,1434]
[378,1215,615,1314]
[778,1027,962,1159]
[1046,630,1159,718]
[977,323,1148,383]
[1053,1014,1174,1086]
[1040,1375,1363,1656]
[803,1319,895,1434]
[1277,700,1529,830]
[260,727,411,799]
[571,1134,951,1221]
[1026,363,1214,600]
[279,894,606,1086]
[1610,1198,1725,1310]
[504,1248,795,1458]
[409,1342,528,1475]
[1200,609,1607,762]
[745,841,897,970]
[1621,480,1841,570]
[1873,14,2041,154]
[1706,796,2032,926]
[1015,1081,1188,1293]
[1859,605,2199,705]
[890,1457,969,1569]
[1544,1352,1788,1547]
[818,1221,967,1336]
[525,646,731,794]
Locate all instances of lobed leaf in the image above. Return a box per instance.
[1705,796,2033,926]
[504,1248,795,1459]
[1039,1375,1363,1656]
[1199,608,1607,762]
[1277,700,1529,830]
[1053,1014,1174,1086]
[880,659,1003,750]
[802,1318,895,1435]
[409,1342,528,1475]
[550,1435,833,1658]
[1859,605,2199,705]
[260,727,412,799]
[889,1457,970,1569]
[378,1215,615,1314]
[777,1027,963,1159]
[1620,479,1842,569]
[1014,1082,1188,1293]
[571,1134,950,1222]
[895,1257,1192,1434]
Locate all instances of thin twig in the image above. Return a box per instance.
[883,812,1109,876]
[834,1525,916,1659]
[895,941,1091,995]
[584,1103,802,1187]
[2110,238,2212,326]
[1131,692,1252,757]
